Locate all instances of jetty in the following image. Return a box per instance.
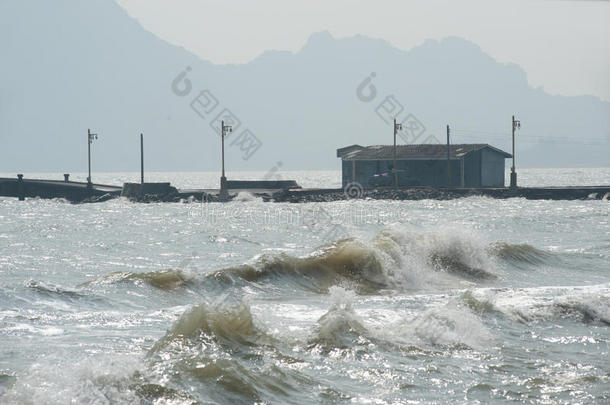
[268,186,610,202]
[0,174,608,203]
[0,175,122,203]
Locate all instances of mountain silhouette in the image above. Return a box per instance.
[1,0,608,174]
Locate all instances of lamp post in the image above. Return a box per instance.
[87,128,98,187]
[510,115,521,188]
[447,125,451,186]
[393,119,402,187]
[140,133,144,184]
[219,120,232,200]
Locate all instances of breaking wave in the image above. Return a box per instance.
[308,287,369,348]
[148,297,319,404]
[151,297,264,352]
[1,355,146,405]
[212,225,500,293]
[85,228,552,297]
[462,284,610,325]
[385,305,493,350]
[217,238,388,293]
[307,287,493,351]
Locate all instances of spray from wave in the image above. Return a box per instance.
[308,287,369,348]
[307,286,493,351]
[232,191,263,202]
[462,284,610,326]
[1,355,145,405]
[86,226,551,297]
[386,304,494,350]
[212,225,502,293]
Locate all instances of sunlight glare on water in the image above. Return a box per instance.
[0,169,609,404]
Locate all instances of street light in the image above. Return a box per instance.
[219,120,232,200]
[510,115,521,188]
[87,128,98,187]
[393,119,402,187]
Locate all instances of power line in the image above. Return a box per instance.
[451,130,608,145]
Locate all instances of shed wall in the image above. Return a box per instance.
[481,148,506,187]
[340,147,508,188]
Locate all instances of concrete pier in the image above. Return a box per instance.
[0,175,122,202]
[1,175,608,203]
[121,182,178,202]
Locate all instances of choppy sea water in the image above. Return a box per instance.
[0,169,609,404]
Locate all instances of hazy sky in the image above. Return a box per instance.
[117,0,610,101]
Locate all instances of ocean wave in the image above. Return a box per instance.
[145,288,495,403]
[83,269,195,291]
[23,280,86,299]
[389,305,494,349]
[166,352,317,404]
[85,226,535,297]
[149,297,319,404]
[1,355,146,405]
[216,238,389,293]
[462,285,610,325]
[21,280,108,308]
[151,297,263,353]
[308,287,492,351]
[211,225,501,294]
[488,242,552,265]
[372,226,499,283]
[308,287,369,348]
[0,374,16,399]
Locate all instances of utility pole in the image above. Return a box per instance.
[140,133,144,184]
[510,115,521,188]
[219,120,232,200]
[87,128,98,187]
[446,125,451,187]
[393,119,402,187]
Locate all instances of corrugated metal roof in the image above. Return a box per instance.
[336,144,364,158]
[339,144,511,160]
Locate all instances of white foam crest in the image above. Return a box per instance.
[464,284,610,324]
[370,224,498,289]
[378,302,493,350]
[232,191,263,202]
[2,354,142,405]
[311,287,368,347]
[328,285,356,309]
[311,287,492,350]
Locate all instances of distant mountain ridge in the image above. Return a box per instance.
[0,0,608,173]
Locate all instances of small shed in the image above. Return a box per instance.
[337,144,512,188]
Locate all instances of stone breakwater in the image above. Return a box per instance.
[268,188,464,202]
[267,187,610,203]
[103,187,610,203]
[2,176,609,203]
